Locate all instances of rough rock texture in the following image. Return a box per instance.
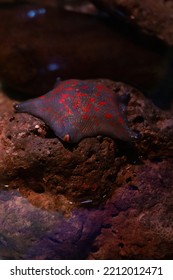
[0,79,173,259]
[92,0,173,46]
[0,85,123,206]
[89,160,173,259]
[0,190,62,259]
[0,189,103,260]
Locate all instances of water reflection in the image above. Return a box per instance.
[47,63,61,71]
[27,8,46,18]
[0,4,169,103]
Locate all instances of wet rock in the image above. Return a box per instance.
[0,4,168,97]
[0,189,103,259]
[0,79,173,259]
[63,0,97,15]
[0,113,120,206]
[0,79,172,207]
[89,160,173,259]
[0,82,122,206]
[0,190,62,259]
[26,208,103,259]
[92,0,173,46]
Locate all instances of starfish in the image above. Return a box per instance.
[14,79,138,143]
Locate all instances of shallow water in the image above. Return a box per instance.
[0,3,171,109]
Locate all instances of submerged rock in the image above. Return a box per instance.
[0,190,103,260]
[0,79,172,204]
[89,160,173,260]
[92,0,173,46]
[0,79,173,259]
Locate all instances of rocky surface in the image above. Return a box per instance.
[0,79,173,259]
[0,190,103,260]
[92,0,173,46]
[89,160,173,259]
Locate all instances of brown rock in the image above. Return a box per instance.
[0,79,173,259]
[92,0,173,46]
[0,112,120,206]
[0,79,172,206]
[89,160,173,259]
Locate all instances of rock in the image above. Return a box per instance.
[0,79,172,205]
[0,3,168,97]
[0,190,62,259]
[0,81,124,206]
[0,79,173,259]
[63,0,97,15]
[0,112,120,206]
[26,207,103,259]
[0,190,103,259]
[92,0,173,46]
[89,160,173,259]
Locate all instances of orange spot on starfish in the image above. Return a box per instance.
[94,107,100,112]
[96,85,104,91]
[105,113,113,119]
[39,95,45,99]
[59,93,69,104]
[76,92,87,97]
[82,114,89,120]
[89,98,95,103]
[98,101,106,106]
